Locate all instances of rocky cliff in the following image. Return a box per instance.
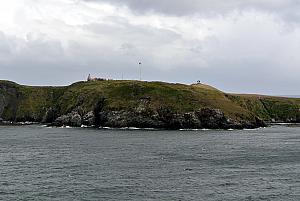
[0,80,299,129]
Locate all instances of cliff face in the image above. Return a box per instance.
[0,81,20,121]
[0,80,299,129]
[0,81,65,123]
[227,94,300,123]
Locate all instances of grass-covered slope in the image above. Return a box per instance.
[58,80,255,121]
[0,80,65,122]
[0,79,299,125]
[227,94,300,122]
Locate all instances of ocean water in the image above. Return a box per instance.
[0,125,299,201]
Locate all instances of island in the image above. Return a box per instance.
[0,79,299,129]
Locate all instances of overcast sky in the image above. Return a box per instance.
[0,0,300,95]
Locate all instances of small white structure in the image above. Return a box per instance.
[87,74,106,81]
[87,74,92,81]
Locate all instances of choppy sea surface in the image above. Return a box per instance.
[0,125,299,201]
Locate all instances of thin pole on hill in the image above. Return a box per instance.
[139,62,142,81]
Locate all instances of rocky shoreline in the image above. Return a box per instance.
[0,105,266,129]
[48,107,266,130]
[0,110,265,130]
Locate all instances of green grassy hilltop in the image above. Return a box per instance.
[0,80,299,125]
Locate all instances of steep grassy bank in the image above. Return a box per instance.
[0,80,299,128]
[0,80,65,122]
[227,94,300,122]
[59,81,254,119]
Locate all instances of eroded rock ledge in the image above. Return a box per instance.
[51,107,266,129]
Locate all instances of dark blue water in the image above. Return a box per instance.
[0,125,299,200]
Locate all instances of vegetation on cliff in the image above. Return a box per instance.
[0,79,299,128]
[227,94,300,122]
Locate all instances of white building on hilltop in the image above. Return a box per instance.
[87,74,106,81]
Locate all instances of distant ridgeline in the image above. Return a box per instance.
[0,80,300,129]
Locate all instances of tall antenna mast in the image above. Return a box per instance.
[139,62,142,81]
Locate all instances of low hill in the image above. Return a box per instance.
[0,80,299,129]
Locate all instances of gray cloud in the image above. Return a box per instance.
[83,0,300,19]
[0,0,300,95]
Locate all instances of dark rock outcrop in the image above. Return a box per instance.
[51,106,264,129]
[0,94,6,117]
[82,111,95,126]
[195,108,228,129]
[53,111,82,127]
[42,107,57,123]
